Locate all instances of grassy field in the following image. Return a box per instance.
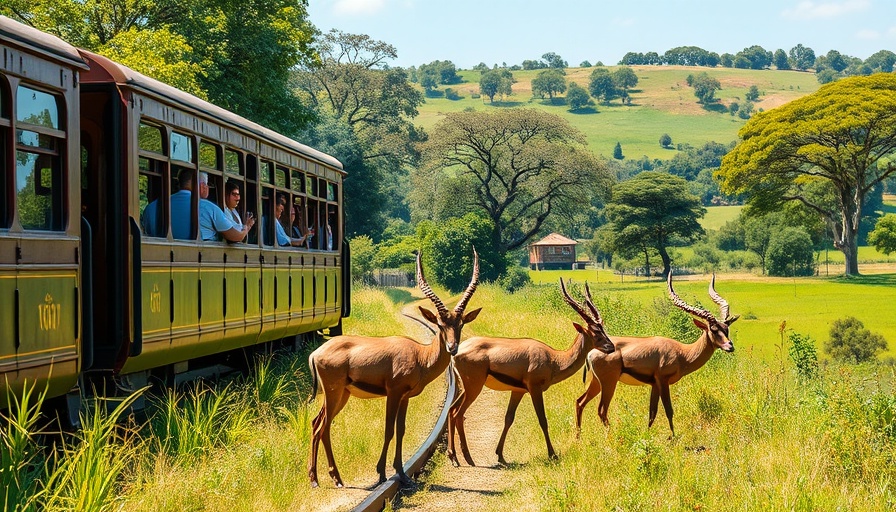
[416,66,821,160]
[527,269,896,361]
[405,280,896,511]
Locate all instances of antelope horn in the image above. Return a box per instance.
[583,282,602,323]
[667,272,714,321]
[708,273,731,322]
[560,278,592,324]
[454,247,480,314]
[416,251,448,317]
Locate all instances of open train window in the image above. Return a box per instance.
[138,122,168,237]
[15,85,64,231]
[199,141,219,171]
[170,131,193,164]
[0,81,8,228]
[225,149,242,176]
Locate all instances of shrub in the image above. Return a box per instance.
[348,235,375,284]
[787,331,819,380]
[824,316,888,363]
[498,265,531,293]
[420,213,504,292]
[766,226,815,276]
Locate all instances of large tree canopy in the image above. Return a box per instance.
[716,74,896,275]
[415,108,611,257]
[604,171,705,277]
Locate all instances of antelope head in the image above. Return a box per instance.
[560,278,615,354]
[667,272,738,353]
[416,248,482,355]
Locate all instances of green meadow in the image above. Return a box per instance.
[416,66,822,160]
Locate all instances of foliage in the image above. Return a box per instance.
[420,214,503,291]
[612,66,638,101]
[603,171,705,277]
[735,45,773,69]
[565,82,592,111]
[415,108,611,255]
[659,133,672,148]
[868,214,896,255]
[588,67,618,105]
[531,69,567,99]
[786,330,819,381]
[765,226,815,276]
[613,142,623,160]
[789,43,816,71]
[687,72,721,104]
[498,265,532,293]
[479,68,514,102]
[717,74,896,275]
[745,85,760,101]
[348,235,375,283]
[1,382,46,511]
[824,316,888,363]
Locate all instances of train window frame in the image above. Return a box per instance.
[199,140,220,172]
[170,130,193,164]
[0,79,9,228]
[14,84,66,232]
[137,121,169,238]
[225,148,243,176]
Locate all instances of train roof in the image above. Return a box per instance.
[0,16,89,70]
[79,49,344,173]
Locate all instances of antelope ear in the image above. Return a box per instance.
[463,307,483,323]
[418,306,439,324]
[726,315,740,325]
[692,318,708,331]
[572,322,587,335]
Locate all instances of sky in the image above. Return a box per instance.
[307,0,896,69]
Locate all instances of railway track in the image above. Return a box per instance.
[350,366,456,512]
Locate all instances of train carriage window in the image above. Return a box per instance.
[0,83,8,228]
[275,166,287,188]
[139,157,167,237]
[15,86,64,231]
[170,131,193,163]
[138,123,164,153]
[199,141,219,171]
[260,161,273,184]
[225,149,242,175]
[245,155,258,244]
[291,170,303,192]
[261,187,275,246]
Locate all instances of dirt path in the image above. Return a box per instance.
[390,305,522,511]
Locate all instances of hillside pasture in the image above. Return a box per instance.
[419,66,821,160]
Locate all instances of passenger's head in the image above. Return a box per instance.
[198,172,209,199]
[225,181,241,209]
[177,168,194,191]
[276,193,288,219]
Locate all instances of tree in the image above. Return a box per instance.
[688,72,721,104]
[603,171,706,277]
[865,50,896,73]
[789,44,816,71]
[531,69,566,100]
[420,214,503,290]
[825,50,848,72]
[612,66,638,102]
[659,133,672,148]
[541,52,567,70]
[479,68,513,102]
[774,49,790,70]
[415,108,612,257]
[868,214,896,255]
[766,226,815,276]
[613,142,623,160]
[824,317,888,363]
[745,85,760,102]
[588,67,617,105]
[717,74,896,276]
[736,45,773,69]
[565,82,592,110]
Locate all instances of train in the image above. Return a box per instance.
[0,16,349,419]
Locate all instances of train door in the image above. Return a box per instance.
[0,81,16,388]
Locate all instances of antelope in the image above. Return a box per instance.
[308,250,482,488]
[575,272,738,437]
[447,279,615,467]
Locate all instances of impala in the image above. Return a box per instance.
[447,279,615,466]
[308,250,481,488]
[575,272,738,437]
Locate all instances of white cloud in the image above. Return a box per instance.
[781,0,870,20]
[333,0,388,16]
[855,28,880,40]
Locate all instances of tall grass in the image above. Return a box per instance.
[1,382,47,511]
[410,281,896,511]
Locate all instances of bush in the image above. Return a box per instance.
[824,316,888,363]
[420,213,504,292]
[498,265,531,293]
[787,331,819,380]
[766,227,815,276]
[348,235,375,283]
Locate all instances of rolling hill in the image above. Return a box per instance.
[414,65,822,160]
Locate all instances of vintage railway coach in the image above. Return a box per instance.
[1,15,349,412]
[0,18,88,408]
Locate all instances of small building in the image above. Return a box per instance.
[528,233,578,270]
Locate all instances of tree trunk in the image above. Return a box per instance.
[658,245,672,278]
[834,192,862,276]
